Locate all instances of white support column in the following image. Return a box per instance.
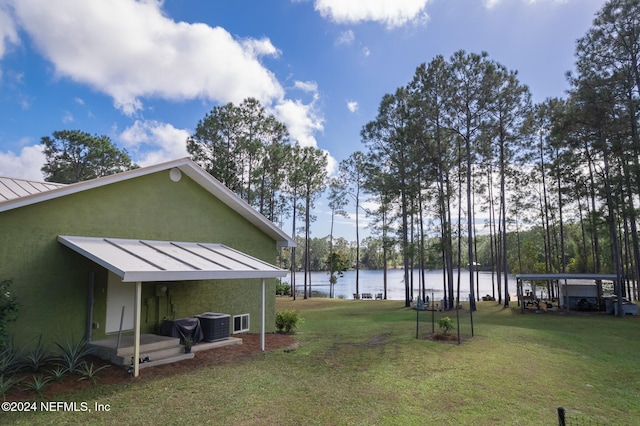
[261,278,265,351]
[133,281,142,377]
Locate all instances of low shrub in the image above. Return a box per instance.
[0,278,20,350]
[276,281,291,296]
[438,316,454,334]
[275,310,303,334]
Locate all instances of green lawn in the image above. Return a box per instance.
[3,298,639,425]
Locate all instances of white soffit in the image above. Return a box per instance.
[58,236,288,282]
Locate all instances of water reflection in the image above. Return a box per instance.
[287,269,516,301]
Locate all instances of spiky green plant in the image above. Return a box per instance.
[76,361,110,384]
[54,336,94,373]
[24,374,51,398]
[0,374,21,399]
[0,343,21,376]
[49,365,68,383]
[21,335,55,373]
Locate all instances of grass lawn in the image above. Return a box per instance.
[3,298,639,425]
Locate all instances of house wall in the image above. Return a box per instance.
[0,169,279,348]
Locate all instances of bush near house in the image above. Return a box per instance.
[275,281,291,296]
[275,309,303,333]
[0,279,20,350]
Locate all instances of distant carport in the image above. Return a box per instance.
[58,235,288,377]
[515,273,620,314]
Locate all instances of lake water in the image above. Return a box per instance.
[287,269,517,301]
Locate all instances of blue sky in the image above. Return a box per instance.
[0,0,607,239]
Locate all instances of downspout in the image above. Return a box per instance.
[261,278,265,351]
[85,273,95,342]
[133,281,142,377]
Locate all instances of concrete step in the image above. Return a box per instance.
[138,352,194,369]
[122,352,195,372]
[88,334,182,360]
[90,334,243,370]
[112,344,188,366]
[122,351,195,370]
[114,337,181,357]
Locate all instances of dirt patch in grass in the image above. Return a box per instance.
[5,333,296,401]
[422,333,471,344]
[366,333,391,347]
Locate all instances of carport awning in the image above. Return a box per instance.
[516,273,618,281]
[59,235,288,282]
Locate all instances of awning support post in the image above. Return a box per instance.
[133,281,142,377]
[261,278,265,351]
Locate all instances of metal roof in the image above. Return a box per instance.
[0,177,65,202]
[59,235,288,282]
[516,273,618,281]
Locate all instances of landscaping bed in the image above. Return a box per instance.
[3,333,296,401]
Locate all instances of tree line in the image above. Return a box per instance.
[348,0,640,310]
[40,0,640,312]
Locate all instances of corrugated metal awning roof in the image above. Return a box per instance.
[516,273,617,281]
[59,235,288,282]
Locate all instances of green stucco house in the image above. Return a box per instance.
[0,158,294,375]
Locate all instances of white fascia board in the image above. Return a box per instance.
[120,269,288,283]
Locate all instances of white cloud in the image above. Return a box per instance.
[0,144,46,180]
[0,5,18,58]
[294,80,319,94]
[6,0,323,156]
[484,0,569,8]
[273,99,323,148]
[362,47,371,57]
[62,111,74,124]
[9,0,284,115]
[0,120,190,180]
[314,0,430,28]
[324,149,338,176]
[336,29,355,45]
[0,4,19,81]
[275,81,324,148]
[347,100,358,113]
[241,37,281,57]
[118,120,190,166]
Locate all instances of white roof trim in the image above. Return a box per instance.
[0,158,294,247]
[59,235,288,282]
